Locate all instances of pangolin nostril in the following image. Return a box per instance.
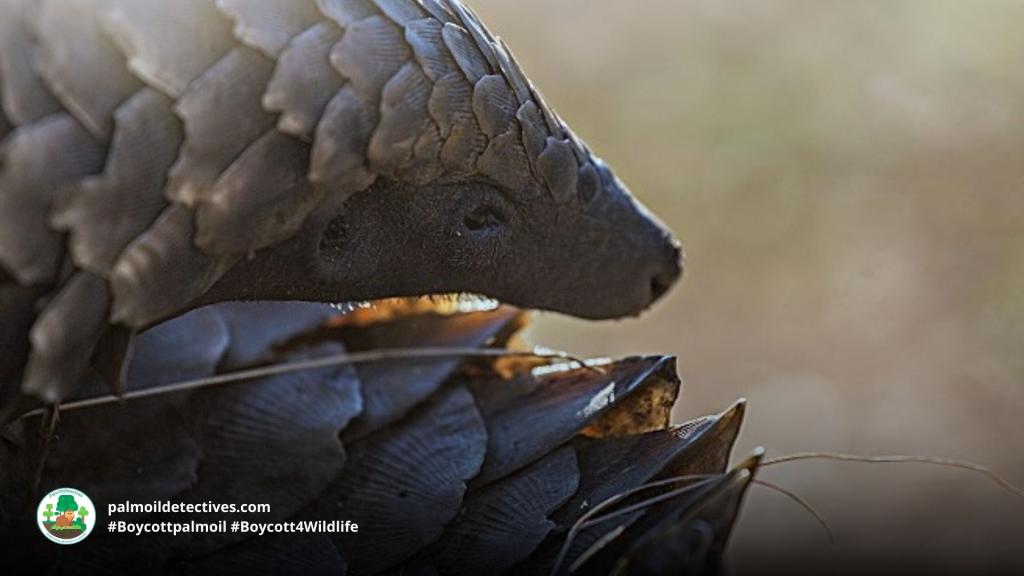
[650,270,674,302]
[649,242,683,302]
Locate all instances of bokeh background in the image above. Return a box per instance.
[471,0,1024,573]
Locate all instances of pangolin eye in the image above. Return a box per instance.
[463,206,506,232]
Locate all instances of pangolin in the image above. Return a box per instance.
[0,0,682,419]
[0,3,756,573]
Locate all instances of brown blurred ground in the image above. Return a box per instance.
[470,0,1024,573]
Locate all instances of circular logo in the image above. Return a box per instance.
[37,487,95,545]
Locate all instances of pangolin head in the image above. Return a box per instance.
[208,0,682,320]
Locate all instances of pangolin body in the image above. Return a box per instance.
[0,0,682,417]
[1,300,752,574]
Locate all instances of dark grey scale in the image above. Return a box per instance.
[120,305,232,392]
[369,60,438,176]
[318,0,379,28]
[441,0,498,72]
[110,204,236,330]
[68,298,234,401]
[537,138,581,204]
[165,46,278,208]
[406,18,463,178]
[467,356,681,488]
[102,0,236,99]
[22,271,112,403]
[516,101,549,175]
[310,385,488,576]
[0,51,105,406]
[0,115,106,286]
[310,84,380,194]
[491,39,532,106]
[419,0,458,25]
[372,0,429,27]
[472,75,517,139]
[425,447,581,576]
[264,22,346,140]
[432,70,488,176]
[34,0,143,142]
[217,0,322,59]
[477,128,533,193]
[633,476,755,576]
[406,17,457,84]
[331,15,412,101]
[210,301,339,370]
[565,461,758,576]
[472,76,533,189]
[51,88,183,276]
[0,0,62,125]
[372,5,449,183]
[334,306,522,442]
[176,342,362,557]
[195,129,319,256]
[516,407,747,575]
[441,21,490,85]
[554,415,737,529]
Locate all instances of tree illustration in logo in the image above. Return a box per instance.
[75,505,89,529]
[40,494,87,538]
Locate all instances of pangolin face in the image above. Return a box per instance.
[212,156,683,320]
[306,167,682,320]
[202,3,683,320]
[297,7,684,319]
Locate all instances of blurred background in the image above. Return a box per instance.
[471,0,1024,573]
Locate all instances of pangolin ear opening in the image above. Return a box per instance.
[319,212,350,263]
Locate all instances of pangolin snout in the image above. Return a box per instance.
[535,165,685,320]
[553,217,683,320]
[648,239,683,305]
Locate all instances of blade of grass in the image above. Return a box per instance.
[19,346,602,419]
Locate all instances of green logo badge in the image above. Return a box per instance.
[37,487,95,545]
